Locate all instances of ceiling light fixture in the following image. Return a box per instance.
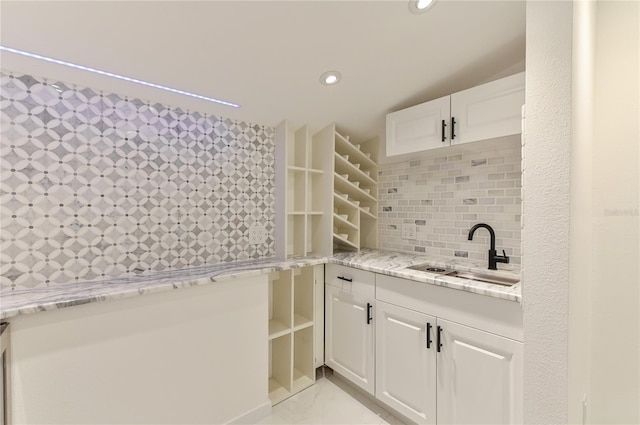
[0,45,241,108]
[409,0,435,14]
[319,71,342,86]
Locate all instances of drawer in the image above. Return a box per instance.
[376,274,523,341]
[325,264,375,298]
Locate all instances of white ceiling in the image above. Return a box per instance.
[0,0,525,143]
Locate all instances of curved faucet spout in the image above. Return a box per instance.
[467,223,509,270]
[468,223,496,249]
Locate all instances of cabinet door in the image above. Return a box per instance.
[437,319,523,425]
[375,301,436,424]
[325,284,375,394]
[450,72,525,145]
[386,95,451,156]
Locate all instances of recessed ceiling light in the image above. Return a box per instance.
[320,71,342,86]
[409,0,435,14]
[0,45,241,108]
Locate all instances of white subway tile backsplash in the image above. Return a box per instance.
[378,145,522,265]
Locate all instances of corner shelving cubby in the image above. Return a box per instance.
[267,265,320,405]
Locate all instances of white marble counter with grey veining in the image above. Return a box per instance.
[0,256,328,320]
[331,249,521,303]
[0,249,521,320]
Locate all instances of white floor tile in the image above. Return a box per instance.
[258,371,404,425]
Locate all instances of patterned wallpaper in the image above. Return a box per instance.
[378,146,522,265]
[0,71,275,291]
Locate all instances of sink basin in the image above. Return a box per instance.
[406,264,519,287]
[407,264,456,274]
[447,271,519,287]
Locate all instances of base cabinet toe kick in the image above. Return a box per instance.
[325,264,523,425]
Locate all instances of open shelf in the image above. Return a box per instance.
[292,369,314,394]
[276,120,331,258]
[334,173,377,203]
[269,319,290,340]
[333,232,359,250]
[293,267,314,329]
[269,271,292,337]
[293,327,315,393]
[334,131,377,170]
[286,126,308,168]
[334,153,377,187]
[267,265,318,405]
[360,206,377,220]
[286,215,306,258]
[334,213,358,230]
[287,168,306,213]
[269,378,291,405]
[308,172,325,212]
[269,333,292,404]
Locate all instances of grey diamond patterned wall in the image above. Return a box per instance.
[0,71,275,291]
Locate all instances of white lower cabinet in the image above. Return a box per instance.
[374,273,523,425]
[375,300,523,425]
[436,318,523,425]
[324,264,376,394]
[375,300,436,424]
[325,283,375,394]
[325,267,523,424]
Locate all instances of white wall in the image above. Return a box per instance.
[526,1,640,423]
[9,276,271,424]
[588,1,639,422]
[568,1,595,423]
[523,2,573,424]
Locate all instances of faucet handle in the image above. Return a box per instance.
[501,250,510,264]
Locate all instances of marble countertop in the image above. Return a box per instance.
[0,256,328,320]
[331,249,521,303]
[0,249,521,320]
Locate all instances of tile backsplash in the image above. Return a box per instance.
[0,71,275,291]
[378,146,522,265]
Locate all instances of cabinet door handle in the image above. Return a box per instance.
[366,303,372,325]
[437,325,443,352]
[441,120,447,142]
[451,117,456,140]
[426,322,432,349]
[337,276,352,282]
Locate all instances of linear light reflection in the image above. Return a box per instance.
[0,46,241,108]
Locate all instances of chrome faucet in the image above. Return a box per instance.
[468,223,510,270]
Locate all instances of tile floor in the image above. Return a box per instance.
[258,369,404,425]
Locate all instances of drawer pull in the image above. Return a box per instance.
[451,116,456,140]
[337,275,353,282]
[441,119,447,142]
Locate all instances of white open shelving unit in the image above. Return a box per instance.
[275,121,327,258]
[268,266,320,405]
[313,123,378,254]
[276,120,378,257]
[270,120,377,403]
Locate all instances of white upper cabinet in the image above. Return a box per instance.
[386,95,451,156]
[450,72,525,146]
[386,72,525,156]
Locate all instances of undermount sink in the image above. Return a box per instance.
[407,264,519,287]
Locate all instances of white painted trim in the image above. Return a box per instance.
[226,400,272,425]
